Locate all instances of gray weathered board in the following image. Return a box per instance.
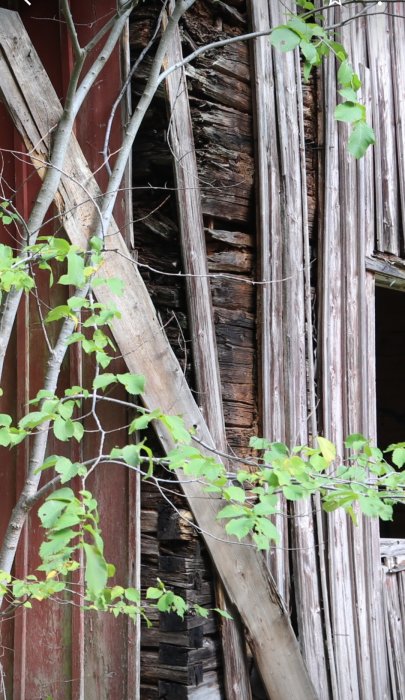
[0,9,316,700]
[163,4,251,698]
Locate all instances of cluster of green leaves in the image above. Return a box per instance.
[0,230,124,368]
[269,3,375,158]
[214,434,405,548]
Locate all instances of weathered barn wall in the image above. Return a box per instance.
[0,2,138,698]
[1,0,405,698]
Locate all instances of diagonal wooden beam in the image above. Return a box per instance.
[0,10,316,699]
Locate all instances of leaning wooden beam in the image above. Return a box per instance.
[0,10,316,699]
[163,6,252,699]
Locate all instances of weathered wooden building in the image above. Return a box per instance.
[0,0,405,698]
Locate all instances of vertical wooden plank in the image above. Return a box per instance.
[366,7,399,255]
[247,0,288,603]
[319,8,360,696]
[344,13,390,698]
[338,14,374,700]
[72,3,136,697]
[383,571,405,696]
[249,1,328,694]
[0,104,18,700]
[391,3,405,253]
[163,5,251,698]
[267,2,328,694]
[11,7,75,692]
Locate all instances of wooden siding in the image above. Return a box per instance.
[1,0,405,698]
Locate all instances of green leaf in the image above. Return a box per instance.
[223,485,246,503]
[96,351,111,369]
[45,305,70,323]
[19,411,50,430]
[317,436,336,464]
[287,18,316,40]
[254,517,280,543]
[72,421,84,442]
[225,517,253,540]
[217,504,248,519]
[213,607,233,620]
[146,586,163,600]
[300,40,319,65]
[337,60,354,87]
[0,428,12,447]
[55,456,85,484]
[0,414,12,427]
[65,332,85,346]
[249,436,271,450]
[116,373,145,395]
[129,409,161,433]
[38,499,67,528]
[193,603,209,619]
[348,121,376,158]
[335,102,365,123]
[93,373,117,390]
[358,495,393,521]
[83,543,108,598]
[67,296,89,311]
[121,444,141,468]
[345,433,367,450]
[392,447,405,469]
[339,87,358,102]
[328,41,347,62]
[53,416,75,441]
[93,277,124,296]
[57,401,74,420]
[161,415,191,444]
[252,533,270,550]
[283,484,307,500]
[270,26,300,53]
[125,587,140,603]
[58,251,86,287]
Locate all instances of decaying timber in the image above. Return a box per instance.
[2,0,405,697]
[0,7,317,700]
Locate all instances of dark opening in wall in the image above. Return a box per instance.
[376,285,405,538]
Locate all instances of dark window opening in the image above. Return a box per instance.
[376,285,405,538]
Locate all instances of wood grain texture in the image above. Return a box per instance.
[319,9,359,697]
[366,7,399,255]
[249,2,328,695]
[163,5,251,698]
[0,9,316,699]
[247,0,288,605]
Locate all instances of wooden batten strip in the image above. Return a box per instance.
[0,10,317,699]
[339,14,376,700]
[383,570,405,696]
[366,9,399,255]
[247,0,289,604]
[249,0,328,694]
[163,6,251,698]
[268,2,329,695]
[390,4,405,253]
[319,11,360,696]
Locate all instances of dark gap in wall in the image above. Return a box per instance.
[376,285,405,538]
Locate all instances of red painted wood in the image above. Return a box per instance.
[0,101,18,700]
[0,1,136,698]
